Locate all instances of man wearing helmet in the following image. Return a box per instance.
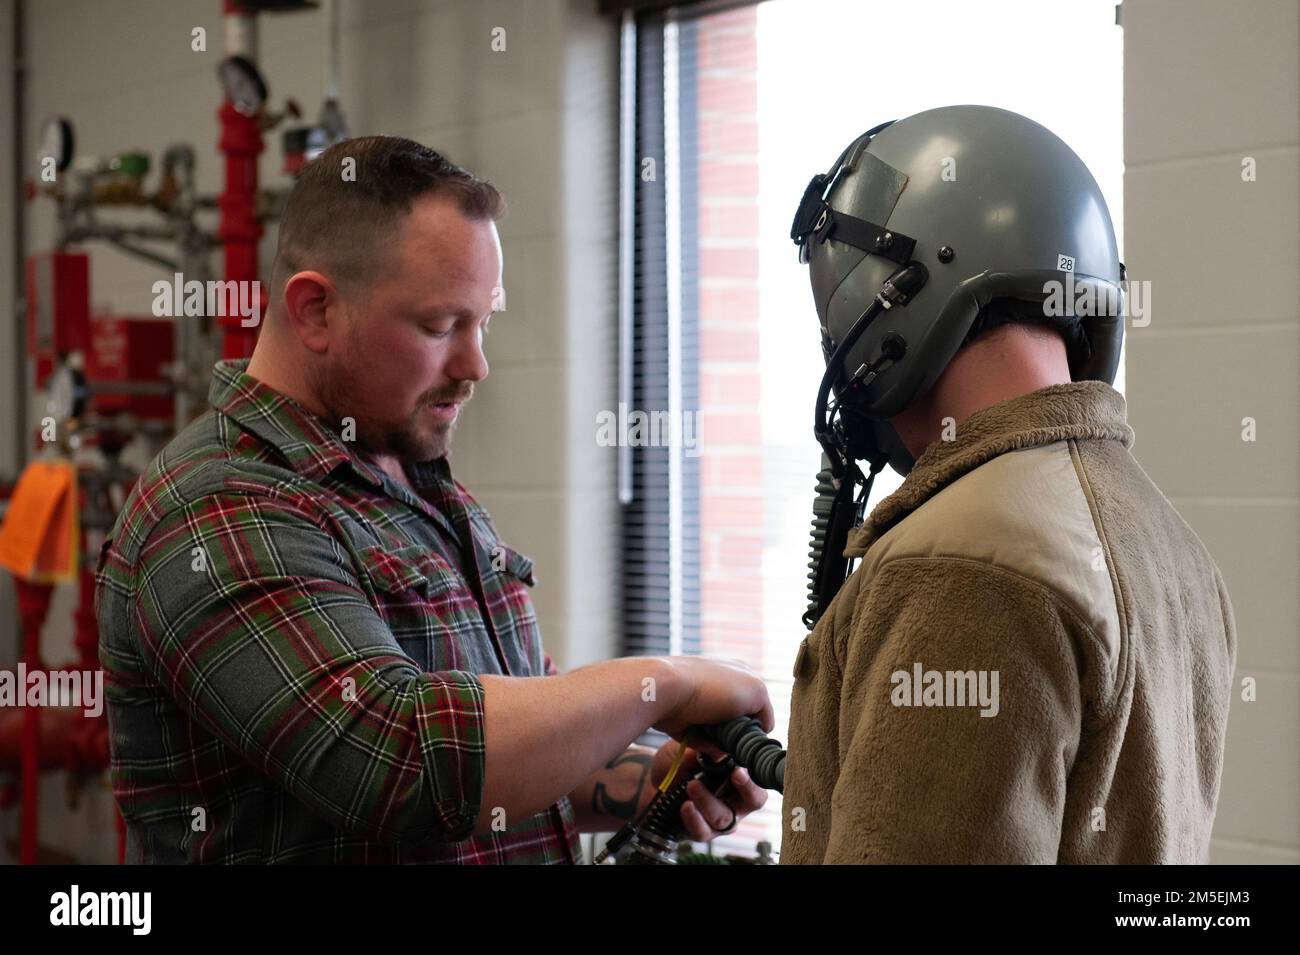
[782,105,1236,864]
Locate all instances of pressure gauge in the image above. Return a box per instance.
[37,116,74,172]
[217,55,268,117]
[46,362,88,421]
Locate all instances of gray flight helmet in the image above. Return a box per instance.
[792,105,1125,476]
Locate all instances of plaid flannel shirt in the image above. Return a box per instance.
[96,359,582,864]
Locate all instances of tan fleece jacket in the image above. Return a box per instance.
[781,382,1236,864]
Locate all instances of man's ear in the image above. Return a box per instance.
[280,271,338,355]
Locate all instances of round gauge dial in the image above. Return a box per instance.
[217,55,268,117]
[37,116,74,172]
[46,363,88,421]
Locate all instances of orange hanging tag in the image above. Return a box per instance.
[0,459,79,582]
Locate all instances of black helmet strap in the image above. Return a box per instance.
[812,206,916,267]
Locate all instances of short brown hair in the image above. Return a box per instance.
[270,136,506,300]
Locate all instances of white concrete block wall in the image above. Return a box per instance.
[3,0,619,861]
[1122,0,1300,863]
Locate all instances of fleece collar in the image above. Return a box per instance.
[845,381,1134,556]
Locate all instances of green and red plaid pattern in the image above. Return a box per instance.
[96,359,581,864]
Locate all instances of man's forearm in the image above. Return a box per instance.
[569,744,657,833]
[473,658,679,835]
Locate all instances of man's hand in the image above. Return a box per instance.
[653,656,773,739]
[650,739,768,843]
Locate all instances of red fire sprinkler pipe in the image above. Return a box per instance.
[16,578,53,865]
[217,0,265,360]
[217,101,263,359]
[72,522,121,862]
[1,530,115,863]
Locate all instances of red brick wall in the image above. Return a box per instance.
[697,6,763,672]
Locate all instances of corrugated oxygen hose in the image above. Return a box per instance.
[803,462,841,630]
[703,716,785,794]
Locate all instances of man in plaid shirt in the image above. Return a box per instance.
[96,137,771,864]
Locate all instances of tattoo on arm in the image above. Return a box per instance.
[591,751,653,822]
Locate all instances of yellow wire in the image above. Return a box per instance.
[658,740,690,792]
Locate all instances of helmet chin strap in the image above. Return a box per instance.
[869,418,916,476]
[803,347,899,630]
[813,263,927,475]
[804,263,927,630]
[813,298,885,478]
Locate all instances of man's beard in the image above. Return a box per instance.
[314,362,472,463]
[389,390,472,462]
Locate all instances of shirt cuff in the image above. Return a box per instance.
[418,669,487,840]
